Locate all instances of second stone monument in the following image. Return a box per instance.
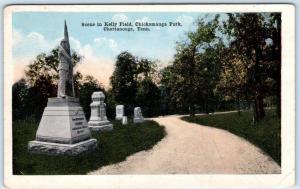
[88,91,113,131]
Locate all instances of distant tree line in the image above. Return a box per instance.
[13,13,281,123]
[158,13,281,123]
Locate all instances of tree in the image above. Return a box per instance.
[268,13,281,118]
[77,75,104,119]
[222,13,279,122]
[15,47,82,120]
[110,51,137,115]
[135,58,160,117]
[12,78,29,120]
[28,75,57,119]
[25,47,81,87]
[136,58,159,83]
[105,89,116,119]
[216,48,249,114]
[171,45,196,114]
[159,66,177,115]
[136,78,160,117]
[194,45,221,113]
[110,51,159,117]
[168,15,220,116]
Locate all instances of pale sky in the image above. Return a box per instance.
[12,12,223,87]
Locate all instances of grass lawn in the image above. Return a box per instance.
[182,110,281,165]
[13,119,166,175]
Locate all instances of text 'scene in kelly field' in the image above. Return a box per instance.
[81,21,183,32]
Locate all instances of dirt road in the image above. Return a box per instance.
[88,115,280,174]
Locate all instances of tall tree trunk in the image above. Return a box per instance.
[188,46,197,117]
[253,87,265,123]
[237,92,241,115]
[275,13,281,119]
[205,102,209,114]
[189,104,195,117]
[276,69,281,118]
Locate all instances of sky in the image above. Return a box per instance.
[12,12,221,87]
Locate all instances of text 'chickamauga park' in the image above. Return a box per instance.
[81,21,183,32]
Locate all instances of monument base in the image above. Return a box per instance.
[115,116,123,121]
[133,118,144,123]
[88,120,113,132]
[28,97,98,156]
[28,139,97,156]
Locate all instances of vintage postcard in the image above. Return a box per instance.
[3,4,295,188]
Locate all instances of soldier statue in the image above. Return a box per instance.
[57,20,74,98]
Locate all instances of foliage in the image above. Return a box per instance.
[12,76,57,120]
[193,45,221,113]
[12,79,30,120]
[110,51,138,115]
[105,89,117,119]
[13,119,166,175]
[220,13,281,121]
[136,78,160,117]
[110,51,159,117]
[182,110,281,164]
[77,75,104,119]
[159,66,178,115]
[12,46,109,120]
[25,47,81,87]
[268,13,281,117]
[12,13,281,123]
[217,51,248,100]
[12,47,82,120]
[160,15,221,116]
[136,58,158,81]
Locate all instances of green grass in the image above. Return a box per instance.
[13,119,166,175]
[182,110,281,165]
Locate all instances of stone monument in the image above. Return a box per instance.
[133,107,144,123]
[115,105,124,120]
[122,116,128,125]
[28,21,97,156]
[88,91,113,131]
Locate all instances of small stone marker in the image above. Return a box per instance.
[88,91,113,132]
[122,116,128,125]
[133,107,144,123]
[115,105,124,120]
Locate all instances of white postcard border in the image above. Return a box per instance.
[3,4,295,189]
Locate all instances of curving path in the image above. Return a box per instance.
[88,115,281,174]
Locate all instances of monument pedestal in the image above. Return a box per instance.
[88,92,113,132]
[133,118,144,123]
[88,121,113,132]
[28,97,97,156]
